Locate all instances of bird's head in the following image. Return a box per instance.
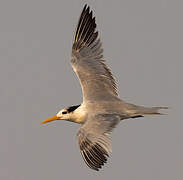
[40,108,70,124]
[40,105,80,124]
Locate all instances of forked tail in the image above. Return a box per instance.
[137,106,168,115]
[125,103,168,117]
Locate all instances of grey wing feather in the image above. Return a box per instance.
[71,5,118,102]
[77,114,120,171]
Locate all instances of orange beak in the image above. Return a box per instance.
[40,115,59,125]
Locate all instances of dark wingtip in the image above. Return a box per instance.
[83,4,88,9]
[73,4,98,51]
[80,141,109,171]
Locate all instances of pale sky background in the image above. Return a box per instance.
[1,0,182,179]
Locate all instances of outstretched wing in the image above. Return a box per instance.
[71,5,118,102]
[77,114,120,171]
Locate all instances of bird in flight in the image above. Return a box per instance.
[41,4,167,171]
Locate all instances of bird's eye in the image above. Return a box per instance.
[62,111,67,114]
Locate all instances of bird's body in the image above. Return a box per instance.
[59,100,164,124]
[41,4,167,171]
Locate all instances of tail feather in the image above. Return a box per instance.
[135,106,168,116]
[125,103,168,117]
[150,106,168,115]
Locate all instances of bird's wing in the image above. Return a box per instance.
[71,5,118,102]
[77,114,120,171]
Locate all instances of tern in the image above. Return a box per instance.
[41,4,167,171]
